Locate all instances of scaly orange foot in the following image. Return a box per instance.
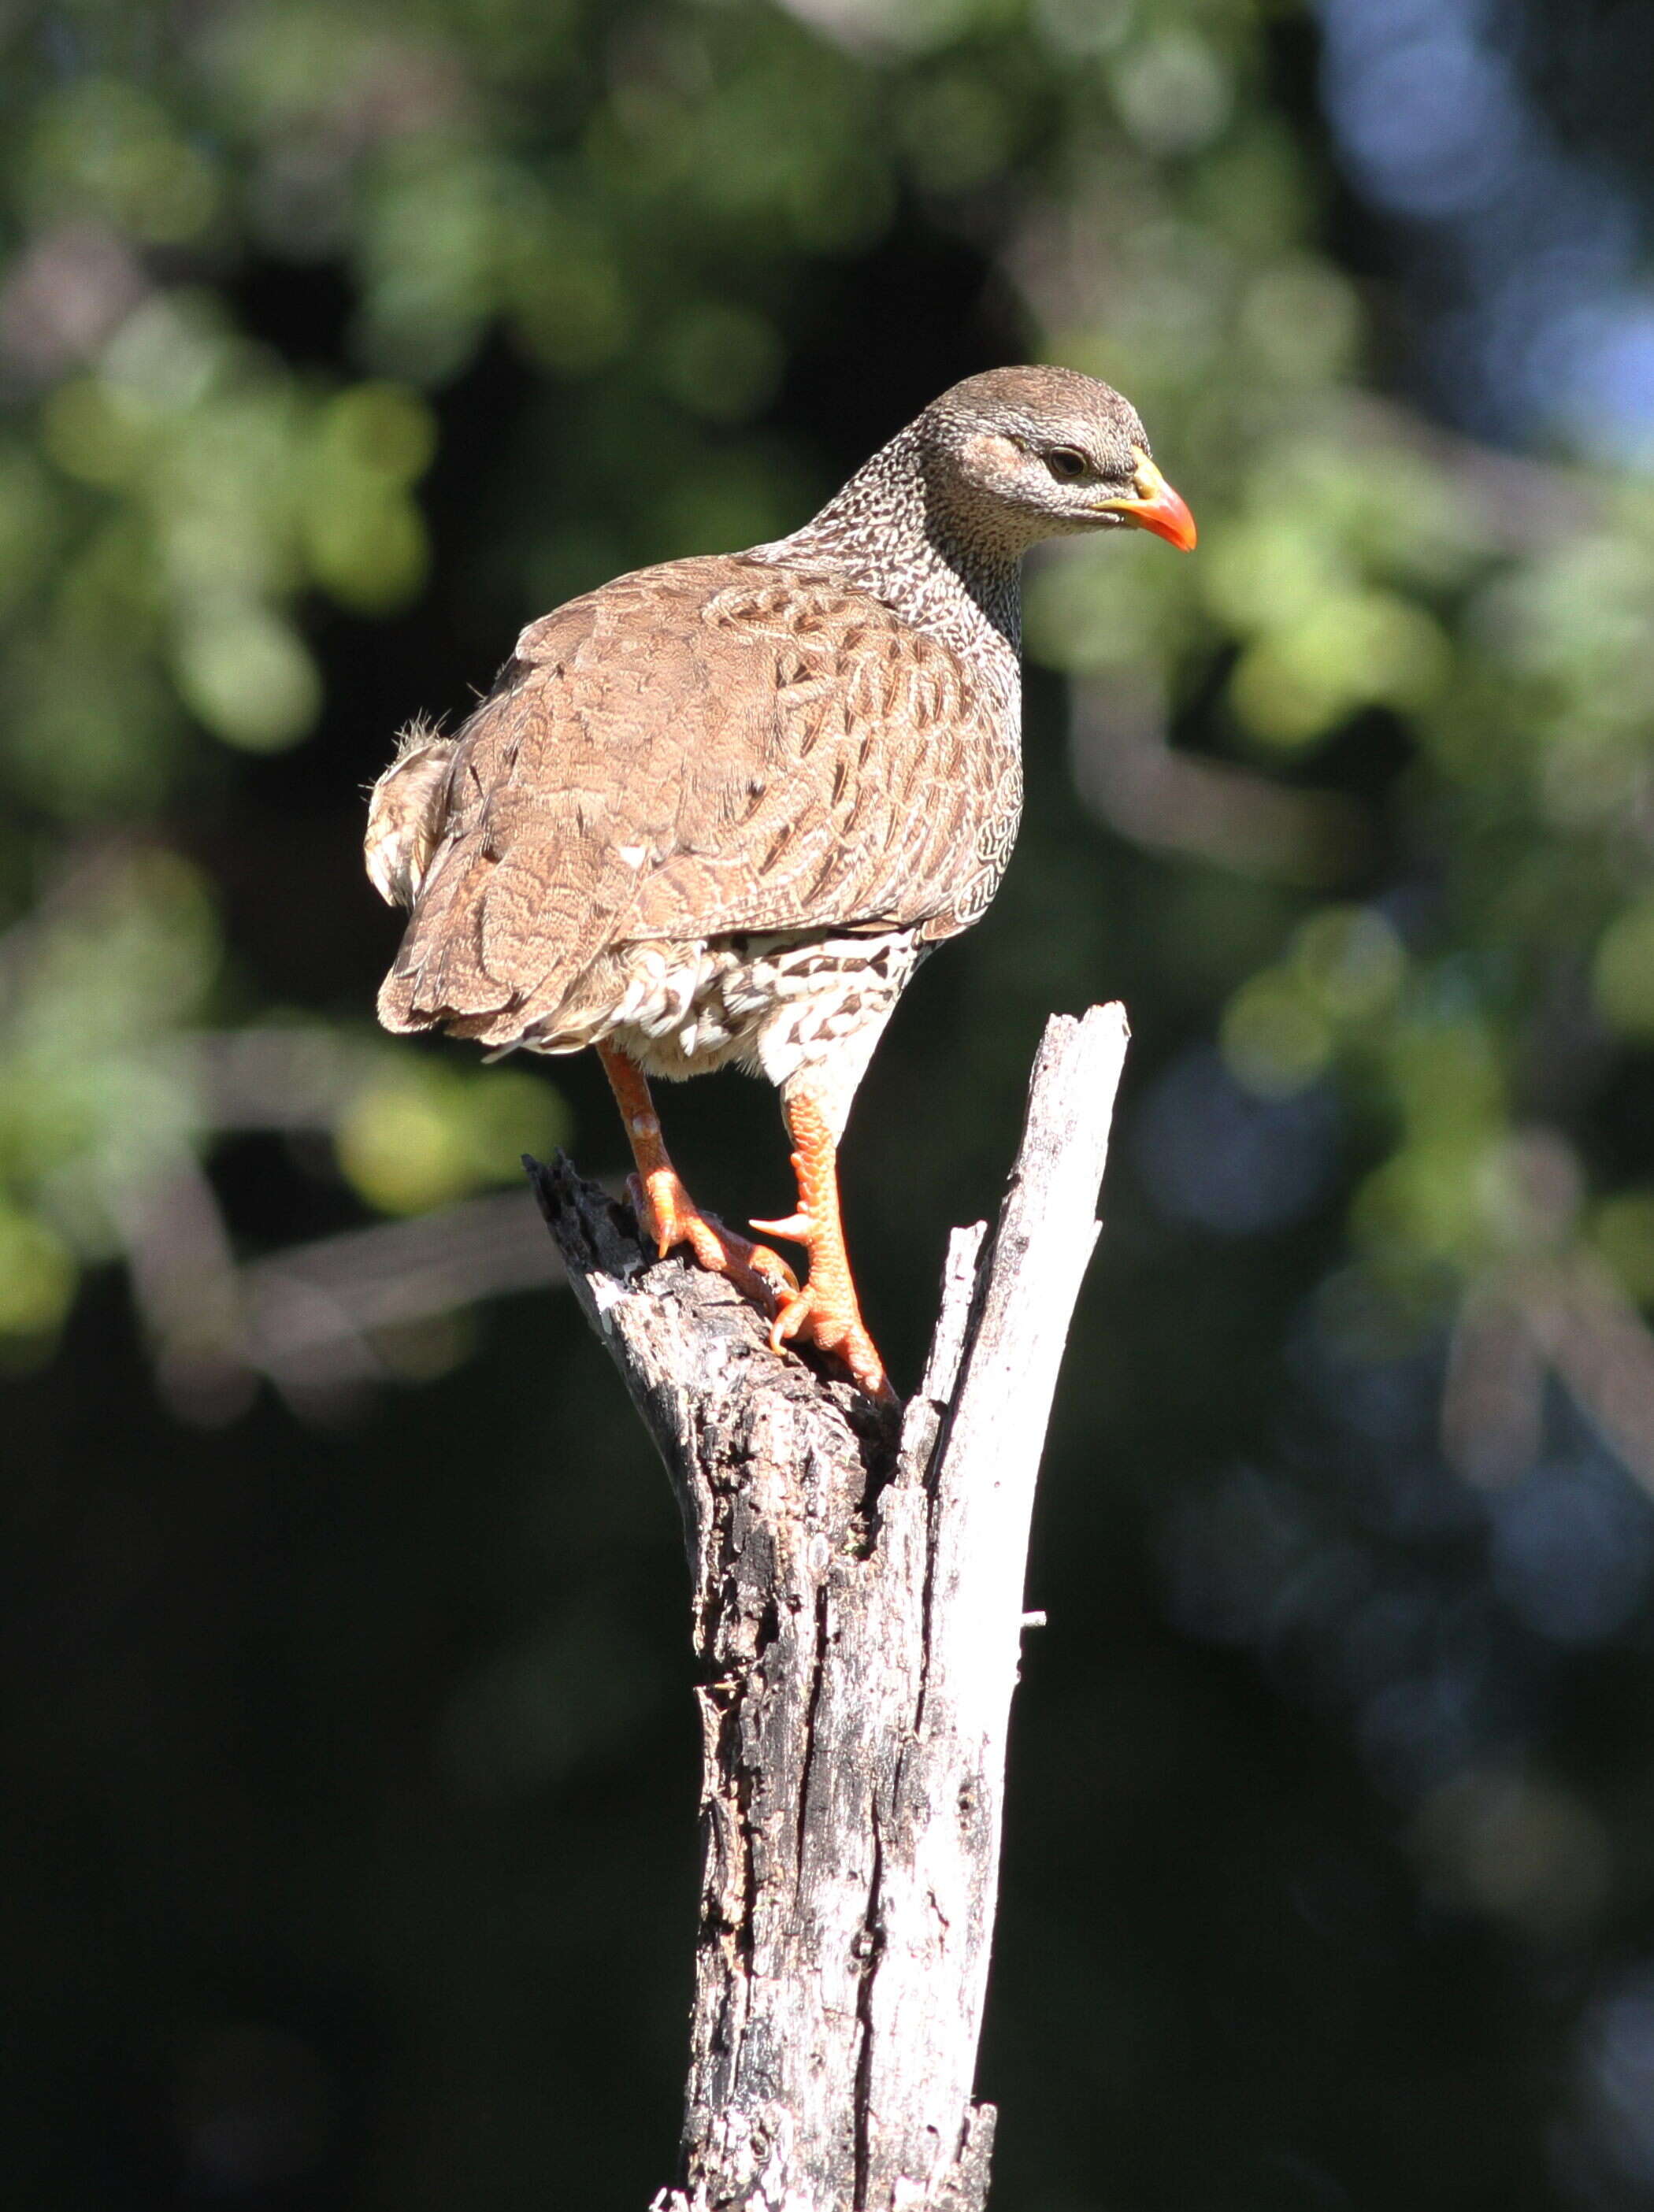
[751,1091,897,1407]
[598,1041,797,1316]
[630,1163,798,1313]
[753,1263,895,1406]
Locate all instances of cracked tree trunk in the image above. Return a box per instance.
[526,1003,1130,2212]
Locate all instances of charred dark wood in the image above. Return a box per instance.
[525,1003,1130,2212]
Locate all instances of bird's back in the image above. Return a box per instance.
[370,551,1017,1054]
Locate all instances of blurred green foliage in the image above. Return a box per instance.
[6,0,1652,1376]
[8,0,1654,2206]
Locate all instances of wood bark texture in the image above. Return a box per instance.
[526,1002,1130,2212]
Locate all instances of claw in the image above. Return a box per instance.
[628,1168,799,1311]
[626,1171,677,1261]
[749,1210,814,1242]
[767,1288,811,1354]
[767,1280,896,1406]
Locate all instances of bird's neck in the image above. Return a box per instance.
[752,424,1023,696]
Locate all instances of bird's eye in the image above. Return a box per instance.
[1046,447,1088,481]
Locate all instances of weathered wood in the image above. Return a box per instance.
[526,1002,1130,2212]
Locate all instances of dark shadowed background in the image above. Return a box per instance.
[7,1,1654,2206]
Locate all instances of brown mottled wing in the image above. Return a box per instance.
[376,554,1010,1045]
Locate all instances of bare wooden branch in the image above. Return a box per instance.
[526,1003,1131,2212]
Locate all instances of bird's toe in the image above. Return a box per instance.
[629,1168,799,1312]
[766,1280,895,1405]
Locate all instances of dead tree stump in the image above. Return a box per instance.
[526,1003,1130,2212]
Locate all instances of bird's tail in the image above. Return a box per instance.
[364,717,456,909]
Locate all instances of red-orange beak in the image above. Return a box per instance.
[1096,446,1197,551]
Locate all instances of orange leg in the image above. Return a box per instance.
[751,1090,896,1406]
[597,1043,796,1313]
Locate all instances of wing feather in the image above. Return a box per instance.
[372,553,1011,1042]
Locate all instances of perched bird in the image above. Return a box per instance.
[367,365,1195,1402]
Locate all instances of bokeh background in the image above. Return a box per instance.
[8,0,1654,2204]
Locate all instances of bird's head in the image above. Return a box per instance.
[918,365,1196,555]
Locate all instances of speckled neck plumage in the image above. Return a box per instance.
[751,421,1023,701]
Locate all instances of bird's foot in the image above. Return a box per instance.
[749,1208,896,1406]
[629,1169,797,1313]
